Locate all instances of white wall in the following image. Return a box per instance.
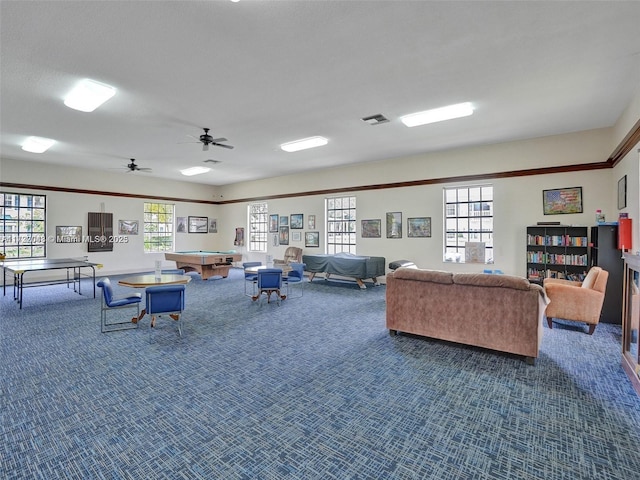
[218,128,612,200]
[220,169,611,280]
[1,121,634,280]
[0,159,222,276]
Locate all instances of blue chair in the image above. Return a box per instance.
[243,262,262,297]
[252,268,284,305]
[97,277,142,333]
[145,284,186,336]
[284,262,306,298]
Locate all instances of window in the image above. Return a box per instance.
[249,202,268,252]
[144,202,174,252]
[0,192,46,259]
[444,185,493,264]
[326,196,356,254]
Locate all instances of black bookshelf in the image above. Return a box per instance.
[526,225,589,284]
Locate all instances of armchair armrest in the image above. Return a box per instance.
[544,283,605,324]
[543,278,582,288]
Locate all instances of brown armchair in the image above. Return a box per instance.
[274,246,302,266]
[543,266,609,334]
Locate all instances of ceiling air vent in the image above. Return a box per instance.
[361,114,389,125]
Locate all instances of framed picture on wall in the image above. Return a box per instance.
[618,175,627,210]
[188,216,208,233]
[177,217,187,233]
[290,213,303,229]
[407,217,431,237]
[269,214,279,232]
[55,226,82,243]
[279,226,289,245]
[542,187,583,215]
[305,231,320,247]
[280,216,289,226]
[308,215,316,229]
[292,231,302,242]
[361,219,381,238]
[118,220,138,235]
[386,212,402,238]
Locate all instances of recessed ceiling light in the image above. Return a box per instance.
[280,136,328,153]
[64,79,116,112]
[22,136,56,153]
[180,166,211,176]
[400,102,474,127]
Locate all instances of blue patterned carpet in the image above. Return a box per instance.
[1,268,640,479]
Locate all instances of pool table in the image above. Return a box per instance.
[165,251,242,280]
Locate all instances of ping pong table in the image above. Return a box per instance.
[1,258,102,309]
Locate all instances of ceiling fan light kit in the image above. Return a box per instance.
[400,102,474,127]
[63,78,116,113]
[280,136,328,153]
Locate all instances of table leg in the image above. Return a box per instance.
[132,308,146,324]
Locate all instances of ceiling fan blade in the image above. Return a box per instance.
[212,142,234,149]
[209,137,227,143]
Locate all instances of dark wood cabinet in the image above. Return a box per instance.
[622,253,640,396]
[591,225,624,324]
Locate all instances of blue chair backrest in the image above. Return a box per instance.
[145,285,185,314]
[97,277,114,305]
[258,269,282,289]
[288,262,305,280]
[243,262,262,279]
[161,269,185,275]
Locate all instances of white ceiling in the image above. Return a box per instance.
[2,1,640,187]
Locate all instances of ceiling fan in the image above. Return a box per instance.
[124,159,152,173]
[185,128,234,151]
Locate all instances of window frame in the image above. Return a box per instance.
[326,195,356,254]
[0,192,47,259]
[443,184,494,264]
[143,202,175,253]
[248,202,268,253]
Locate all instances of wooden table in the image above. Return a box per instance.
[244,265,291,302]
[118,274,191,288]
[244,264,292,275]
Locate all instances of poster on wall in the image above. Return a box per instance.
[465,242,486,263]
[234,227,245,246]
[542,187,583,215]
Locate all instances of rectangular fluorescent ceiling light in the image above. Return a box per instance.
[22,136,56,153]
[280,136,328,153]
[400,102,474,127]
[180,166,211,176]
[64,79,116,112]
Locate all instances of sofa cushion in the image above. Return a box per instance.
[453,273,531,290]
[393,268,454,284]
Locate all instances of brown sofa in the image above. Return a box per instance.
[386,268,548,364]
